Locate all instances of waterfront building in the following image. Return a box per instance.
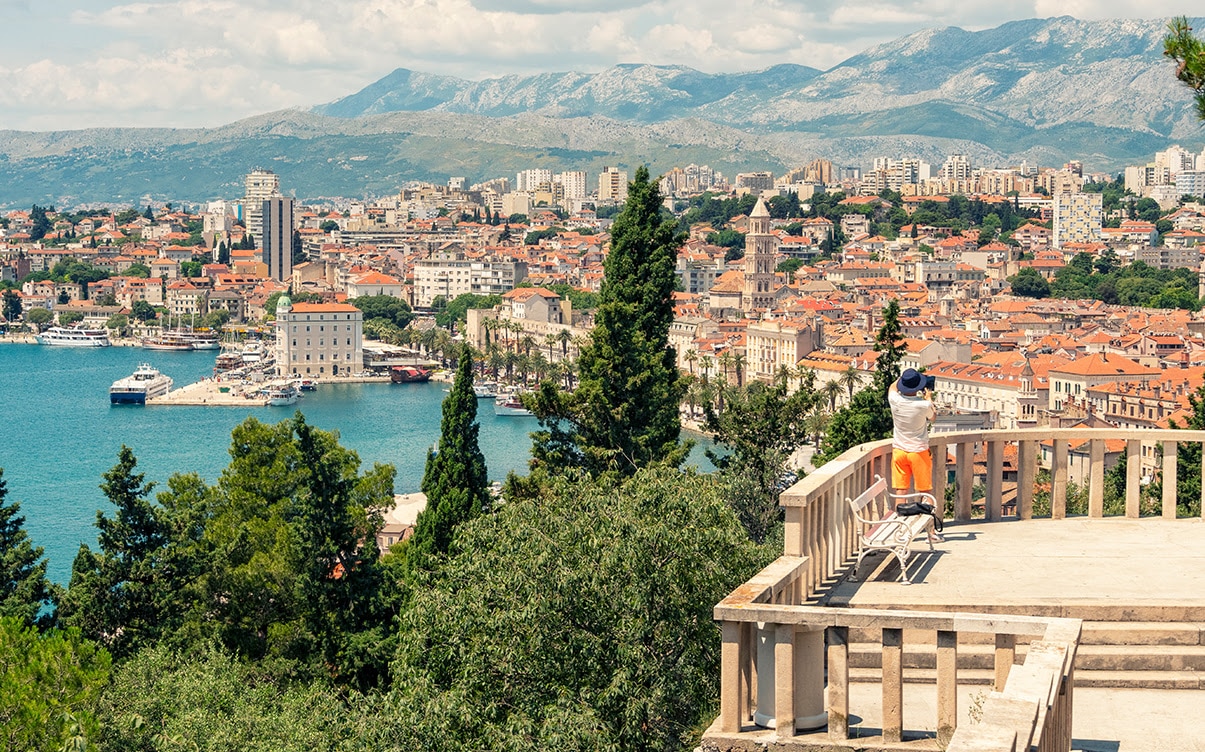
[745,317,823,383]
[275,296,363,377]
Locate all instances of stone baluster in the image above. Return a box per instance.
[1126,440,1141,518]
[1088,440,1105,518]
[1051,440,1068,519]
[937,630,958,746]
[995,633,1016,691]
[1162,440,1178,519]
[828,626,849,741]
[882,627,904,743]
[1018,440,1037,520]
[956,441,973,520]
[932,440,947,516]
[986,440,1003,520]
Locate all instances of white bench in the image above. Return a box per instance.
[847,475,940,585]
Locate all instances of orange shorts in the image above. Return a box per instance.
[891,447,933,492]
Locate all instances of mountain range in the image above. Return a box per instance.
[1,16,1202,208]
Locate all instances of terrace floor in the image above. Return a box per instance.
[820,517,1205,751]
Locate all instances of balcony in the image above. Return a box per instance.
[702,428,1205,752]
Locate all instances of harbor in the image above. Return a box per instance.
[147,373,393,406]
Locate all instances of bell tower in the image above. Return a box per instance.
[742,197,778,314]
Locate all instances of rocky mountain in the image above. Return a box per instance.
[0,16,1202,207]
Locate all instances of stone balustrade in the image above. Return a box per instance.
[704,426,1205,751]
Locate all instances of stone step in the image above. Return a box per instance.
[848,621,1205,647]
[846,667,1205,690]
[848,642,1205,672]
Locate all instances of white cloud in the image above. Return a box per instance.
[0,0,1197,129]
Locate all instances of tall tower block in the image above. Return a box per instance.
[742,197,777,314]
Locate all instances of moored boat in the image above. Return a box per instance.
[473,382,498,398]
[294,379,317,392]
[493,393,533,417]
[182,331,220,350]
[142,332,194,351]
[110,363,173,405]
[267,384,301,406]
[36,327,111,347]
[390,366,432,383]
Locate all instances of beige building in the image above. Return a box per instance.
[242,169,280,242]
[598,166,628,202]
[1047,353,1157,412]
[275,298,363,377]
[746,317,822,383]
[412,256,527,307]
[1052,191,1102,248]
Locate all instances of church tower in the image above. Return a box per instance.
[1015,355,1040,428]
[742,197,777,314]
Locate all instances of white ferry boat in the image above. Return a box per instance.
[267,384,301,406]
[36,327,111,347]
[494,392,533,417]
[110,363,174,405]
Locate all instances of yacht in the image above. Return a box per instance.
[473,382,499,399]
[110,363,173,405]
[181,331,220,350]
[494,392,533,417]
[36,327,111,347]
[141,332,194,351]
[267,383,301,406]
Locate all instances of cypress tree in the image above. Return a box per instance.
[529,165,687,478]
[407,348,490,571]
[0,469,55,629]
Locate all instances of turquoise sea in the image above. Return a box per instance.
[0,343,715,583]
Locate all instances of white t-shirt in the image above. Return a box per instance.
[889,388,934,453]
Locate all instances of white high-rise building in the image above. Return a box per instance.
[554,171,587,200]
[243,169,281,243]
[1156,145,1198,177]
[940,154,972,181]
[516,168,553,192]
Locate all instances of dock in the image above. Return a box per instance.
[146,373,396,406]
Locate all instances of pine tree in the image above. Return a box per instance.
[815,299,906,464]
[407,349,490,572]
[528,166,687,478]
[59,446,168,657]
[0,470,55,629]
[1165,17,1205,121]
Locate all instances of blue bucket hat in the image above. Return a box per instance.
[897,368,923,395]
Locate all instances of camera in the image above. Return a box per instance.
[923,374,937,392]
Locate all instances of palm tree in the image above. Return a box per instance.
[839,365,862,403]
[823,381,843,412]
[731,352,746,387]
[519,334,537,358]
[717,351,734,387]
[684,348,698,376]
[544,332,558,364]
[557,328,573,361]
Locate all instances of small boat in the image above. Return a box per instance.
[494,393,533,417]
[110,363,173,405]
[182,331,220,350]
[473,382,498,398]
[36,326,111,347]
[267,384,301,406]
[142,332,194,351]
[241,342,267,363]
[294,379,317,392]
[214,352,242,372]
[391,366,431,383]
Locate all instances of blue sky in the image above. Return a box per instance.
[0,1,1193,131]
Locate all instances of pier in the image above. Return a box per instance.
[147,373,395,406]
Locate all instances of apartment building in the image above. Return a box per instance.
[598,167,628,202]
[1052,191,1102,248]
[412,255,528,307]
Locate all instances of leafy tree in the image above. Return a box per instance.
[126,263,151,278]
[179,261,203,278]
[703,375,819,543]
[130,300,157,322]
[815,299,906,464]
[97,647,349,752]
[528,166,687,478]
[547,283,599,312]
[349,295,414,329]
[406,351,490,574]
[776,258,804,274]
[0,470,56,629]
[29,204,53,241]
[58,310,84,326]
[1165,16,1205,121]
[1008,267,1051,298]
[319,220,339,233]
[392,467,768,752]
[59,447,169,658]
[1,289,20,323]
[26,307,52,327]
[0,617,111,752]
[435,293,504,328]
[524,227,560,245]
[97,292,118,307]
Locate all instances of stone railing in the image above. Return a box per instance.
[704,426,1205,751]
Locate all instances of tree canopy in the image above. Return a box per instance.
[1165,16,1205,121]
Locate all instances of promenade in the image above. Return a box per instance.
[149,373,394,406]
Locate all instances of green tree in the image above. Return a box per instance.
[435,293,504,328]
[528,166,687,478]
[58,310,84,326]
[59,447,169,658]
[0,617,111,752]
[392,467,768,752]
[703,375,819,543]
[1,289,20,323]
[1165,16,1205,121]
[126,263,151,278]
[815,299,906,464]
[319,219,339,233]
[1008,267,1051,298]
[0,470,56,629]
[406,351,490,574]
[349,295,414,329]
[29,204,53,241]
[26,307,52,327]
[130,300,157,322]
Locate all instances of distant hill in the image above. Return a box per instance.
[0,16,1201,208]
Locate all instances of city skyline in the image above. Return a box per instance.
[0,2,1196,132]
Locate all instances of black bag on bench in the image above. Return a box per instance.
[896,501,943,532]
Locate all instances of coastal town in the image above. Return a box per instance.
[3,147,1205,486]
